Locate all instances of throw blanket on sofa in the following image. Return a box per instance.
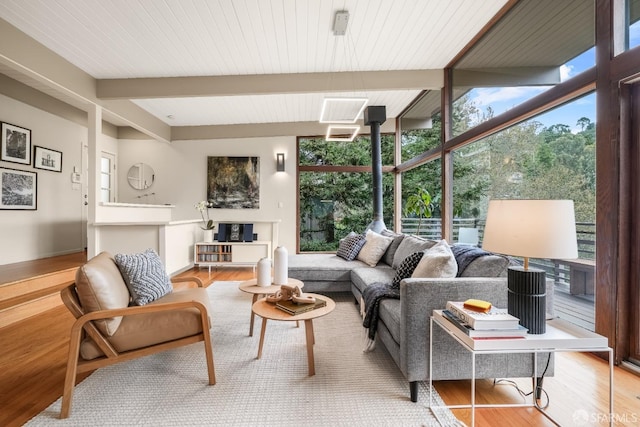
[362,282,399,351]
[450,245,495,277]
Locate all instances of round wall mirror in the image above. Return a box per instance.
[127,163,155,190]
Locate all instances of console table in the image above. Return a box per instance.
[430,310,613,426]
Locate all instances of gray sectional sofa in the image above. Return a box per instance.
[288,232,553,402]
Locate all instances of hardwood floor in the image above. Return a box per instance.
[0,263,638,426]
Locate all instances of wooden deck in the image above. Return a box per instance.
[552,282,596,331]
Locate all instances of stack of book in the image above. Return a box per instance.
[275,297,327,315]
[442,301,527,339]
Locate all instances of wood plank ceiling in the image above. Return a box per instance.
[0,0,508,130]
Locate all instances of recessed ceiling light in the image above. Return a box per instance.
[326,125,360,142]
[319,98,368,123]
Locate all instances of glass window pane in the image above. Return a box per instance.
[401,159,441,239]
[452,0,594,137]
[299,134,394,167]
[629,0,640,50]
[100,189,110,203]
[101,157,110,173]
[399,90,442,162]
[298,171,394,251]
[101,173,110,189]
[452,93,596,330]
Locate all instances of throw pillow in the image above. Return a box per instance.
[357,230,395,267]
[114,248,173,306]
[74,252,130,336]
[392,235,438,269]
[336,233,366,261]
[380,229,405,266]
[411,239,458,278]
[391,251,425,288]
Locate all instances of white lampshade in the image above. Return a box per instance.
[482,199,579,260]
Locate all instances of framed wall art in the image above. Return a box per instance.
[0,167,37,210]
[33,146,63,172]
[207,156,260,209]
[1,122,31,165]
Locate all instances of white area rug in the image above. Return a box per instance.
[27,281,462,426]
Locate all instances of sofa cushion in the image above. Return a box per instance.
[391,251,424,288]
[80,287,212,360]
[460,254,509,277]
[75,252,130,337]
[357,230,394,267]
[411,240,458,278]
[114,249,173,306]
[289,254,369,283]
[350,266,395,298]
[380,229,405,266]
[392,235,437,269]
[336,233,366,261]
[378,298,401,345]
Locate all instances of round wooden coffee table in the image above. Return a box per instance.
[238,278,304,337]
[251,294,336,376]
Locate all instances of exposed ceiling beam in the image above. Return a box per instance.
[0,17,171,142]
[97,70,443,99]
[171,120,396,141]
[453,66,561,87]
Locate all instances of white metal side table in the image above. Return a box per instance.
[429,310,613,426]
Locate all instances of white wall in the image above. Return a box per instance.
[117,136,298,251]
[0,94,86,264]
[0,92,298,265]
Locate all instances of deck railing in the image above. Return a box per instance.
[401,217,596,289]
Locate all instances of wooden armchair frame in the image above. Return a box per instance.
[60,277,215,419]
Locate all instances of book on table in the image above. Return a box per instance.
[275,297,327,315]
[441,309,528,338]
[445,301,520,330]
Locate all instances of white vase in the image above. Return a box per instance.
[273,246,288,285]
[203,229,214,243]
[257,257,271,287]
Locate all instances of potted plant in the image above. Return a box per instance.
[404,188,433,236]
[195,201,215,242]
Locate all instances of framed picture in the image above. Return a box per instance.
[1,122,31,165]
[207,156,260,209]
[33,146,63,172]
[0,167,37,210]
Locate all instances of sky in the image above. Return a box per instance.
[466,22,640,134]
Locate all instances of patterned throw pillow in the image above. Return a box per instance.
[114,248,173,305]
[391,251,425,288]
[336,233,366,261]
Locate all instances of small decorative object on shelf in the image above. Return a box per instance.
[194,200,214,231]
[273,246,288,285]
[257,257,271,287]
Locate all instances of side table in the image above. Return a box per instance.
[429,310,613,426]
[238,278,304,336]
[252,294,336,376]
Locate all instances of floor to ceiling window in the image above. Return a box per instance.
[298,135,395,252]
[452,93,596,329]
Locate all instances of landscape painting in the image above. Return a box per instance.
[1,167,37,210]
[207,156,259,209]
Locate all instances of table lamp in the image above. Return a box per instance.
[482,199,578,334]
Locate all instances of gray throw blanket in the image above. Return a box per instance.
[450,245,495,277]
[362,282,399,344]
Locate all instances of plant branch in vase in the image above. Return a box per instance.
[195,201,215,242]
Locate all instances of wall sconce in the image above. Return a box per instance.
[276,153,285,172]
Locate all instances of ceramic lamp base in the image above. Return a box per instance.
[507,266,546,334]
